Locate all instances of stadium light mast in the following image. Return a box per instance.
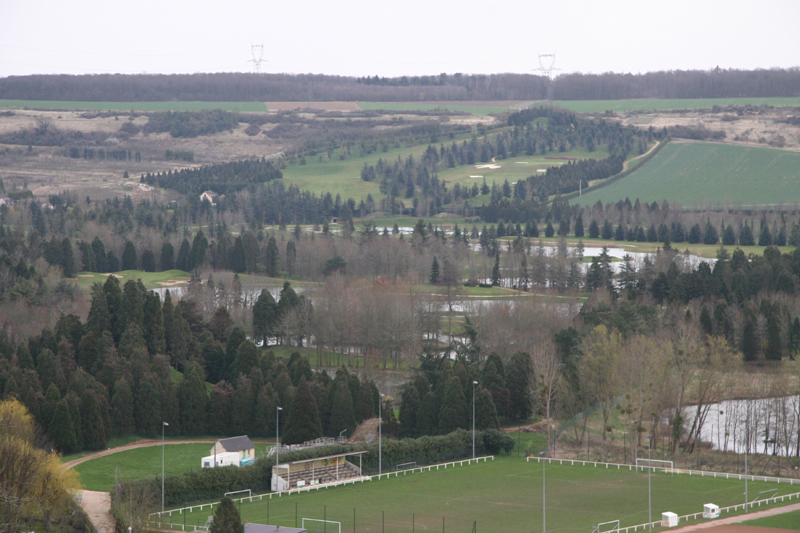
[379,393,385,476]
[162,421,169,513]
[276,406,283,491]
[472,381,478,459]
[249,44,265,73]
[536,52,560,101]
[646,434,652,533]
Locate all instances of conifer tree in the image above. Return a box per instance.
[475,387,499,430]
[328,380,357,437]
[430,257,440,285]
[209,497,244,533]
[282,378,322,445]
[41,383,61,431]
[265,237,279,277]
[398,384,420,437]
[134,378,162,436]
[438,378,468,434]
[50,398,77,452]
[160,242,175,271]
[491,252,501,287]
[176,239,191,271]
[122,241,137,271]
[80,390,107,450]
[111,378,135,436]
[179,364,208,435]
[355,381,375,422]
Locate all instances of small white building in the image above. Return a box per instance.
[201,451,240,468]
[200,190,219,206]
[661,512,678,527]
[210,435,255,461]
[703,504,720,519]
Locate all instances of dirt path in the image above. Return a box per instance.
[673,502,800,532]
[78,490,115,533]
[621,139,662,173]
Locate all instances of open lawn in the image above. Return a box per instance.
[0,100,267,112]
[544,97,800,113]
[572,142,800,207]
[159,459,800,533]
[74,269,190,291]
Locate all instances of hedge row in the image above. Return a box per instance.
[117,430,513,508]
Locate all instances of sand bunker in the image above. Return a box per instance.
[157,280,188,287]
[515,162,529,164]
[469,175,483,178]
[475,164,501,169]
[537,169,547,172]
[78,274,95,277]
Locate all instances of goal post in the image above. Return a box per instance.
[302,518,342,533]
[635,458,674,471]
[224,489,252,501]
[592,519,620,533]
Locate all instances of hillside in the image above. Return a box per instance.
[572,141,800,207]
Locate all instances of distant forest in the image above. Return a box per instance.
[1,68,799,102]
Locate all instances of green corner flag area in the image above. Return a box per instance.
[153,459,800,533]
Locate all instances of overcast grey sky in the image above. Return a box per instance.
[1,0,798,79]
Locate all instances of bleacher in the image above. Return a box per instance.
[283,461,361,489]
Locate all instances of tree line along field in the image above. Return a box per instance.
[161,460,800,533]
[548,97,800,113]
[572,142,800,207]
[0,100,268,112]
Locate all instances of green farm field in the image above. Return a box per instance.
[545,97,800,113]
[158,460,800,533]
[0,100,267,112]
[572,142,800,207]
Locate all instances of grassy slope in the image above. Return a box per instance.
[0,100,267,112]
[572,142,800,207]
[166,459,798,533]
[74,269,190,291]
[545,97,800,113]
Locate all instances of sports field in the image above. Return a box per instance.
[158,459,800,533]
[572,142,800,207]
[546,97,800,113]
[0,100,267,112]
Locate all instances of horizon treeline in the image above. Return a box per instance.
[1,68,799,102]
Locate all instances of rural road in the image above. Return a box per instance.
[620,139,661,173]
[673,502,800,532]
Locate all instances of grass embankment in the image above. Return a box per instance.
[573,142,800,207]
[163,457,799,533]
[357,102,515,115]
[0,100,267,112]
[545,97,800,113]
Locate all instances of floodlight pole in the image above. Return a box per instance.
[276,406,282,491]
[745,412,749,510]
[543,457,546,533]
[647,434,652,533]
[379,393,384,476]
[162,421,168,513]
[472,381,478,459]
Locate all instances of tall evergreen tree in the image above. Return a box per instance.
[111,378,135,436]
[41,383,61,431]
[265,237,279,277]
[189,230,209,270]
[80,390,107,450]
[179,363,208,435]
[230,237,246,273]
[398,384,420,437]
[475,387,499,429]
[50,398,77,452]
[506,352,532,420]
[328,379,357,437]
[282,378,322,444]
[160,242,175,271]
[134,377,162,436]
[209,497,244,533]
[430,257,440,285]
[121,241,137,270]
[491,252,501,287]
[91,237,108,272]
[438,378,469,434]
[176,239,191,271]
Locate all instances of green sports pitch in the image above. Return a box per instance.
[155,459,800,533]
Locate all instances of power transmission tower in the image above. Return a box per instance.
[249,44,265,73]
[537,52,559,101]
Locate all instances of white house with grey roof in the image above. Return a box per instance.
[210,435,255,461]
